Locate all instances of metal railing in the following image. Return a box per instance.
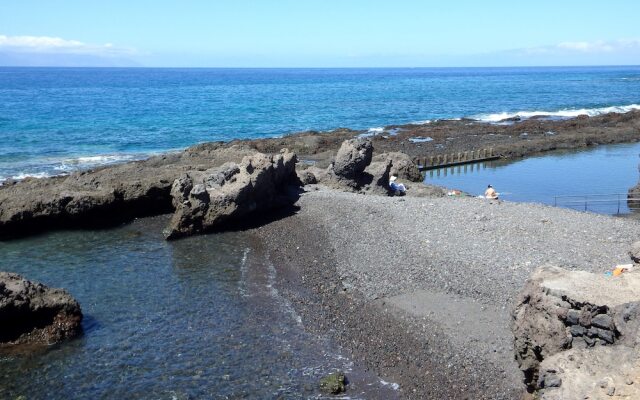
[553,193,640,214]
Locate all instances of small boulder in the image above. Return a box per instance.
[319,371,346,394]
[629,241,640,264]
[297,170,317,185]
[628,184,640,209]
[0,272,82,347]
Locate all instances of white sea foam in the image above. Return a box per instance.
[408,137,434,143]
[409,119,432,125]
[380,379,400,390]
[358,127,385,138]
[472,104,640,123]
[54,154,140,171]
[11,172,52,180]
[359,126,405,138]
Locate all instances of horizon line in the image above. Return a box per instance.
[1,64,640,69]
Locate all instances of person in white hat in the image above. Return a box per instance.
[389,175,407,195]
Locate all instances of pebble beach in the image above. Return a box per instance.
[255,186,640,399]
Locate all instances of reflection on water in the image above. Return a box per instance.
[425,142,640,214]
[0,216,397,399]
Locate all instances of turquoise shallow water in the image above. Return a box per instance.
[0,216,397,399]
[1,66,640,180]
[426,142,640,214]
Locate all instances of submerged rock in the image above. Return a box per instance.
[0,272,82,347]
[319,371,346,394]
[512,265,640,399]
[164,150,300,239]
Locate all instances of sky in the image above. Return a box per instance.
[1,0,639,67]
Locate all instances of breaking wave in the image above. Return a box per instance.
[471,104,640,123]
[53,154,143,172]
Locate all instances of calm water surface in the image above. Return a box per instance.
[0,216,397,399]
[426,141,640,214]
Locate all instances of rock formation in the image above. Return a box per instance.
[164,150,300,239]
[0,272,83,347]
[512,264,640,399]
[319,138,423,195]
[0,144,258,240]
[329,138,374,188]
[372,152,422,183]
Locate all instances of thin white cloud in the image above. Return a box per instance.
[0,35,136,56]
[557,40,615,52]
[519,39,640,55]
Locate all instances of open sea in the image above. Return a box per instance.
[1,66,640,181]
[2,66,640,398]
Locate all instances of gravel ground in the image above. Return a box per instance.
[255,186,640,399]
[303,188,640,304]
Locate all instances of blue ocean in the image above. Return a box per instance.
[1,66,640,181]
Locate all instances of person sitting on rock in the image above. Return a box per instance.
[484,184,498,199]
[389,175,407,195]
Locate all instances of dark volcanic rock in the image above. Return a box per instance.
[512,265,640,398]
[628,183,640,209]
[164,150,300,239]
[0,145,257,240]
[296,170,318,185]
[3,110,640,240]
[323,139,421,195]
[0,272,82,346]
[331,138,373,181]
[629,241,640,264]
[512,266,569,391]
[372,152,422,183]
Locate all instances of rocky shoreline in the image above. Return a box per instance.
[2,110,640,239]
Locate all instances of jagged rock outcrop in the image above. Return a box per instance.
[362,158,394,195]
[164,150,300,239]
[372,152,422,183]
[0,272,82,347]
[512,265,640,399]
[0,145,258,240]
[321,139,423,195]
[329,138,374,188]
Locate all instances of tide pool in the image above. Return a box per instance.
[426,142,640,214]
